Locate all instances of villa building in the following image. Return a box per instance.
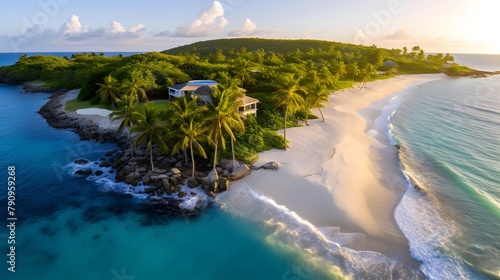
[168,80,259,117]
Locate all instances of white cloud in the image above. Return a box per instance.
[228,18,257,36]
[65,15,82,34]
[130,23,145,33]
[173,1,228,37]
[111,21,126,33]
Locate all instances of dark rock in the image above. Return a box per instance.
[144,186,159,194]
[74,170,84,175]
[83,169,93,176]
[95,170,103,176]
[142,175,151,185]
[187,177,198,188]
[74,159,89,165]
[98,160,110,168]
[217,177,230,192]
[178,191,187,198]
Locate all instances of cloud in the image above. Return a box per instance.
[130,23,145,33]
[111,21,126,33]
[173,1,228,37]
[228,18,257,36]
[65,15,82,34]
[153,30,171,37]
[383,26,413,40]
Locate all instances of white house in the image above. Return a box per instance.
[168,80,259,117]
[168,80,217,99]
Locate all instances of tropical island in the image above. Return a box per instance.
[0,38,491,202]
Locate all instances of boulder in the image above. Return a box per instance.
[74,159,89,165]
[170,167,181,175]
[228,165,251,181]
[74,170,84,175]
[95,170,104,176]
[208,170,218,184]
[187,177,199,188]
[136,167,146,173]
[201,176,212,186]
[98,160,110,168]
[144,186,158,194]
[120,156,131,162]
[175,161,183,168]
[83,169,93,176]
[178,191,187,198]
[217,178,230,192]
[162,178,171,190]
[260,162,280,171]
[142,175,151,185]
[125,173,138,184]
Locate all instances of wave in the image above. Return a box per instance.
[217,184,425,279]
[66,159,209,211]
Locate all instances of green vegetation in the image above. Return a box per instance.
[1,38,467,165]
[65,98,111,112]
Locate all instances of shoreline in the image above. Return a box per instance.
[235,74,445,265]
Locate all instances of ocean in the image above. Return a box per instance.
[391,55,500,279]
[1,53,499,279]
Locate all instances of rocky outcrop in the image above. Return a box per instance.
[38,93,120,143]
[228,164,251,181]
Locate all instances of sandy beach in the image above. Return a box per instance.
[236,74,444,264]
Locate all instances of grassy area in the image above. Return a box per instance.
[137,101,170,111]
[65,98,111,111]
[65,98,170,112]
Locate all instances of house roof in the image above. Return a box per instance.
[383,60,398,67]
[241,95,259,105]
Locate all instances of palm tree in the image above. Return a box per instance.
[305,83,330,123]
[233,57,255,88]
[348,62,361,80]
[217,84,244,169]
[204,87,244,178]
[96,74,120,110]
[272,73,305,150]
[170,111,207,179]
[168,95,200,163]
[121,71,148,101]
[131,103,169,171]
[109,95,138,158]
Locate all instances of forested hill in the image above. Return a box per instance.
[162,38,374,56]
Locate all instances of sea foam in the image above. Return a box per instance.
[217,184,424,279]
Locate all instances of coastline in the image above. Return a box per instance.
[235,74,445,264]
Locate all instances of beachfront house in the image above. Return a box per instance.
[378,60,399,75]
[168,80,259,117]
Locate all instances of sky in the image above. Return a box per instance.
[0,0,499,54]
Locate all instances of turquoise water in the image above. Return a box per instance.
[0,84,340,280]
[392,74,500,279]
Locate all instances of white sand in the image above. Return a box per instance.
[61,89,119,131]
[236,74,444,262]
[76,108,112,117]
